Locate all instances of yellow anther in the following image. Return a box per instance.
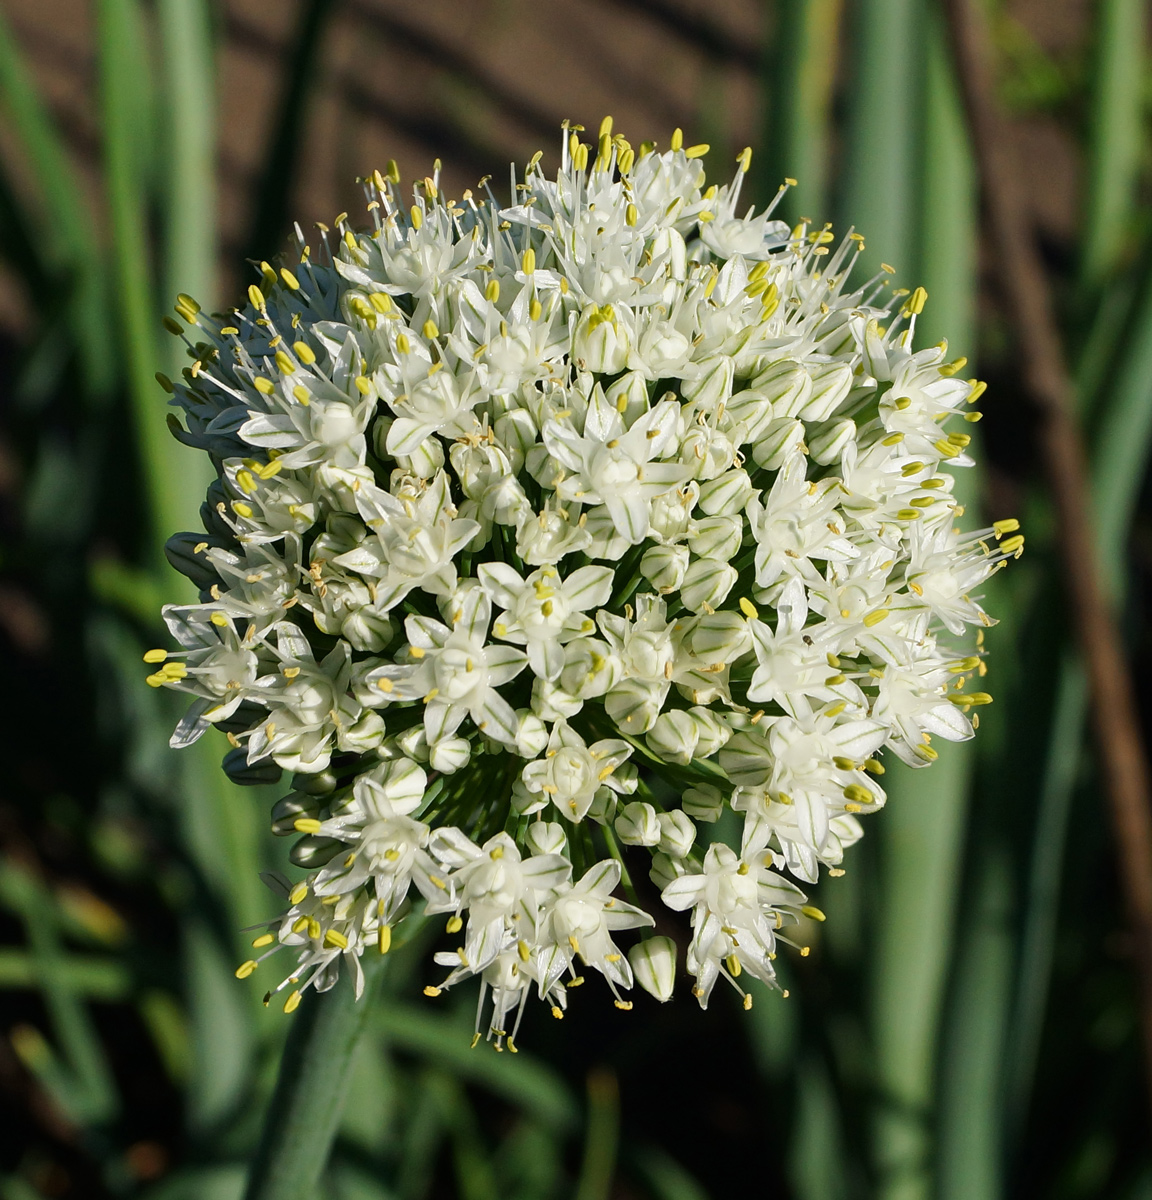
[253,377,275,395]
[529,296,542,321]
[881,432,905,446]
[280,268,301,290]
[143,649,168,664]
[625,202,637,227]
[521,247,536,275]
[396,333,410,354]
[726,953,742,977]
[865,758,885,775]
[967,379,988,403]
[235,959,258,979]
[993,518,1020,537]
[1000,535,1025,556]
[614,1000,634,1011]
[293,818,322,834]
[236,469,258,495]
[743,993,753,1010]
[737,146,752,173]
[863,608,889,627]
[292,341,316,366]
[801,906,826,922]
[410,205,423,230]
[685,143,710,159]
[292,386,310,405]
[422,319,439,339]
[446,915,463,934]
[424,985,442,997]
[210,611,229,628]
[739,597,759,619]
[248,284,265,310]
[843,784,872,805]
[284,990,303,1013]
[323,929,348,950]
[485,279,500,302]
[552,1006,564,1019]
[670,127,684,151]
[904,286,928,315]
[289,883,309,905]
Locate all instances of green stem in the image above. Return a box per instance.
[244,956,386,1200]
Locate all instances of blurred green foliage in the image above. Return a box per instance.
[1,1,1151,1198]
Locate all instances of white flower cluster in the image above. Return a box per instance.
[149,120,1021,1049]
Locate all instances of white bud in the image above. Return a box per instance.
[628,936,677,1002]
[657,810,697,859]
[525,820,567,856]
[494,408,537,467]
[615,801,660,846]
[641,543,689,592]
[751,358,812,417]
[680,356,733,410]
[604,678,664,734]
[341,608,393,653]
[680,559,737,612]
[429,736,471,774]
[395,724,430,762]
[647,709,699,765]
[587,785,619,823]
[515,710,549,758]
[531,676,583,722]
[723,388,776,443]
[688,707,730,758]
[751,416,804,471]
[396,435,444,479]
[649,851,686,890]
[682,784,724,822]
[686,514,739,561]
[679,610,751,664]
[338,709,385,755]
[697,468,753,517]
[797,361,853,422]
[808,416,856,465]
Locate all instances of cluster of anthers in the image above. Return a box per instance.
[149,118,1020,1050]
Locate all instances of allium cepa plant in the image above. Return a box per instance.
[147,119,1020,1049]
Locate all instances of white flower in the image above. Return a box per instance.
[154,119,1015,1027]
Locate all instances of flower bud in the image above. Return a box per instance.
[270,791,322,836]
[689,707,730,758]
[396,435,444,479]
[429,736,471,774]
[688,515,742,561]
[750,358,812,417]
[629,936,677,1002]
[531,676,583,722]
[808,416,856,465]
[680,356,734,410]
[647,709,699,765]
[679,610,752,664]
[641,543,689,592]
[525,820,567,856]
[724,389,775,443]
[515,711,549,758]
[657,810,697,859]
[604,678,664,733]
[615,801,660,846]
[797,361,853,422]
[338,709,386,755]
[682,784,724,822]
[697,468,753,517]
[289,835,342,868]
[680,558,737,612]
[649,851,686,890]
[587,785,619,824]
[751,417,804,470]
[395,724,430,762]
[341,608,393,652]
